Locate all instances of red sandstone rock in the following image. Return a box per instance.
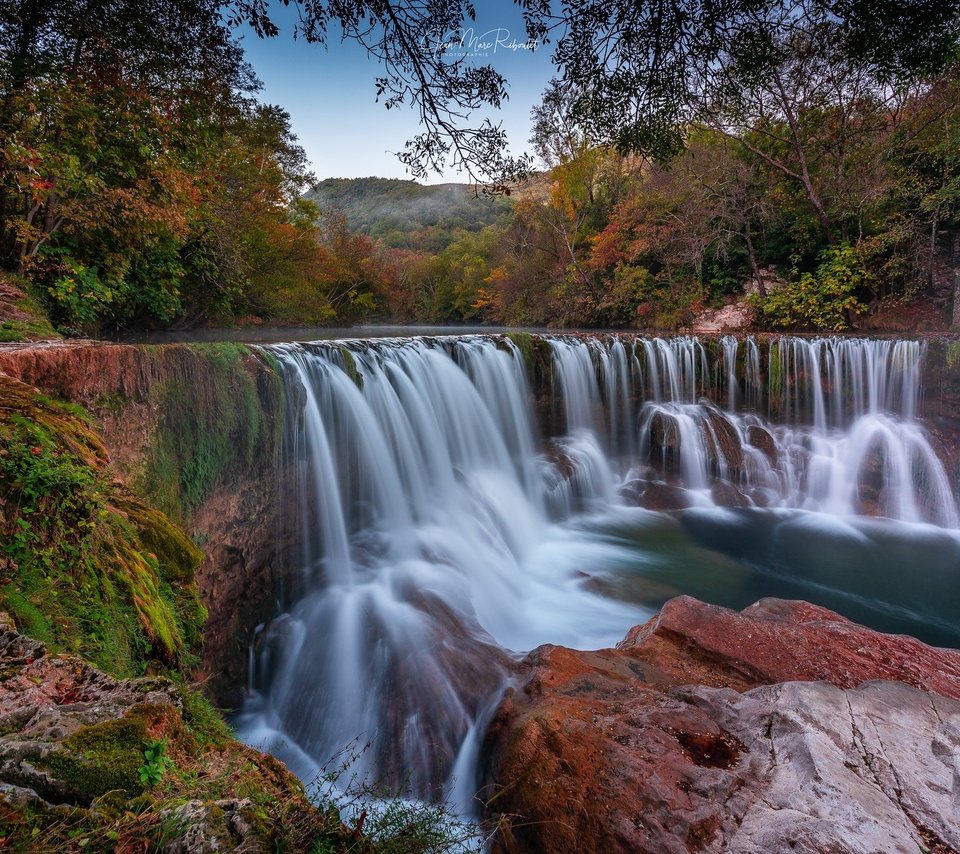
[481,596,960,854]
[620,596,960,699]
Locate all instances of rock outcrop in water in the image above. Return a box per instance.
[481,597,960,854]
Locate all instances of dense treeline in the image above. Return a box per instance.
[354,67,960,330]
[311,53,960,332]
[479,69,960,331]
[0,0,387,333]
[300,0,960,331]
[4,0,960,334]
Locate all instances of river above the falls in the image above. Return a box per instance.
[231,332,960,814]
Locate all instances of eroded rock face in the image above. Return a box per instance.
[481,597,960,854]
[0,342,292,708]
[745,424,777,465]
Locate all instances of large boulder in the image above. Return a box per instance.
[481,597,960,853]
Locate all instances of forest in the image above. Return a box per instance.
[2,0,960,335]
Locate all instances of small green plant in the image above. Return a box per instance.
[751,243,869,331]
[946,341,960,369]
[138,738,174,786]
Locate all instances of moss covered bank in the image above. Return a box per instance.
[0,342,292,706]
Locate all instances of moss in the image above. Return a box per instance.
[505,332,535,369]
[95,390,128,414]
[177,684,233,747]
[124,550,182,660]
[0,283,60,343]
[40,716,151,802]
[946,340,960,370]
[36,703,195,806]
[339,346,363,388]
[0,376,206,677]
[117,498,203,584]
[768,340,783,396]
[0,584,53,645]
[137,343,282,523]
[503,333,554,394]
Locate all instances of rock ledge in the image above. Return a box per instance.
[482,596,960,854]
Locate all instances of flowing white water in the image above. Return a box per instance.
[235,333,960,814]
[234,337,647,807]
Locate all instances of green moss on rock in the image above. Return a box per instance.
[0,376,206,676]
[339,346,363,389]
[40,717,151,802]
[137,344,283,522]
[946,340,960,370]
[0,276,60,342]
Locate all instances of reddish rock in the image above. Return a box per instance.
[745,424,778,465]
[619,596,960,699]
[703,407,744,474]
[481,597,960,853]
[639,481,693,511]
[709,479,750,508]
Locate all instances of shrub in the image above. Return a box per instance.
[751,243,869,331]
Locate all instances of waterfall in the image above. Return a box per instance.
[235,333,960,812]
[545,335,956,525]
[234,336,645,804]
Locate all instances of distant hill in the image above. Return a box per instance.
[304,177,514,252]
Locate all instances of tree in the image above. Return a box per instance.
[226,1,960,185]
[230,0,532,188]
[0,0,253,269]
[886,69,960,327]
[530,78,591,169]
[0,0,327,332]
[542,0,960,162]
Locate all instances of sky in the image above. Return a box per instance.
[238,2,556,184]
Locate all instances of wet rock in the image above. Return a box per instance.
[856,438,887,516]
[745,425,778,466]
[703,408,744,474]
[647,411,682,476]
[640,481,692,511]
[617,478,645,505]
[482,596,960,853]
[542,442,575,479]
[710,480,750,508]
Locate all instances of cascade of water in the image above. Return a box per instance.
[569,334,956,525]
[721,335,738,412]
[745,336,762,411]
[551,338,604,435]
[236,336,647,802]
[237,332,959,817]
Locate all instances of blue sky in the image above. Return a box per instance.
[238,2,555,183]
